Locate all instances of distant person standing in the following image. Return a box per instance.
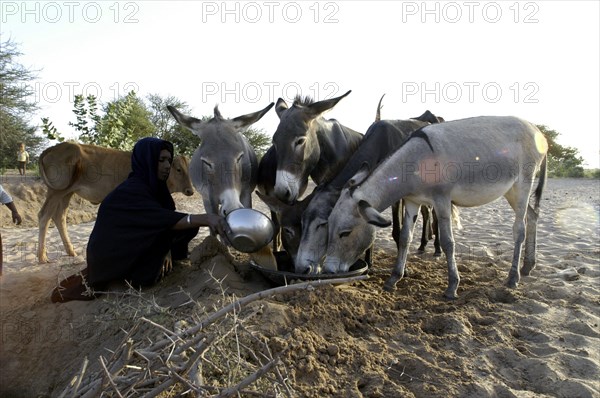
[1,184,23,276]
[17,143,29,176]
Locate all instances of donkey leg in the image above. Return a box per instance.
[391,201,401,247]
[507,217,527,288]
[392,199,408,278]
[432,208,442,256]
[392,200,409,276]
[434,201,459,299]
[521,204,539,276]
[504,187,530,289]
[384,201,419,292]
[417,205,429,253]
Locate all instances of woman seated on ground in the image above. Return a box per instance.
[52,137,231,302]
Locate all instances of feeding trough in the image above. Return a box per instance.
[250,251,369,286]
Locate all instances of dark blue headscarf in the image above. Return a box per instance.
[86,137,186,286]
[129,137,176,210]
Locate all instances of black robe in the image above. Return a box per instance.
[86,137,197,288]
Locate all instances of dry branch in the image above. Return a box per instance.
[147,275,368,352]
[99,355,124,398]
[58,273,365,396]
[215,355,282,398]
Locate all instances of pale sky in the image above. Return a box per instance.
[2,0,599,168]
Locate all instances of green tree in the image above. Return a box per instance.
[0,38,45,170]
[538,125,585,178]
[145,94,272,158]
[146,93,199,156]
[100,91,154,149]
[42,91,155,151]
[82,91,154,150]
[242,127,271,159]
[42,91,272,159]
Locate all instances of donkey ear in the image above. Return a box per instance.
[296,189,316,211]
[375,93,385,122]
[305,90,352,119]
[231,102,275,130]
[346,161,371,189]
[413,110,443,124]
[256,190,288,213]
[358,200,392,227]
[275,98,289,118]
[168,106,204,137]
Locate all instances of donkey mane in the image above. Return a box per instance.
[292,95,315,107]
[410,129,435,152]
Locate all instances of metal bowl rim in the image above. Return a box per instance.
[225,208,275,251]
[249,259,369,282]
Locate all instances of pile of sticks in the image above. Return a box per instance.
[57,275,367,397]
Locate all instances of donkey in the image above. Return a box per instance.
[168,103,274,218]
[255,189,315,261]
[271,90,363,204]
[294,110,445,274]
[325,116,548,299]
[257,90,362,254]
[257,93,385,259]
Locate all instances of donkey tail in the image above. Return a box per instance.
[533,154,548,212]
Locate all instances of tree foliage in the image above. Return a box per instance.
[145,93,199,156]
[243,127,271,159]
[43,91,154,151]
[0,38,45,169]
[145,95,271,158]
[537,125,585,178]
[41,92,272,158]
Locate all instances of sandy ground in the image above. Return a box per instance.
[0,177,599,397]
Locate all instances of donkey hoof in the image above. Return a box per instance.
[521,263,535,276]
[505,277,519,289]
[443,289,458,300]
[383,280,397,292]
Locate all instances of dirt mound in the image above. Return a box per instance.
[1,178,599,397]
[1,178,99,228]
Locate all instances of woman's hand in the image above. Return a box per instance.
[174,213,233,239]
[204,214,232,240]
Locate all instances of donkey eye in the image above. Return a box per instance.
[236,154,244,163]
[283,227,295,238]
[339,230,351,239]
[202,160,213,170]
[295,137,306,147]
[316,222,327,230]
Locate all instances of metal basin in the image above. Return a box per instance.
[225,208,274,253]
[250,252,369,286]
